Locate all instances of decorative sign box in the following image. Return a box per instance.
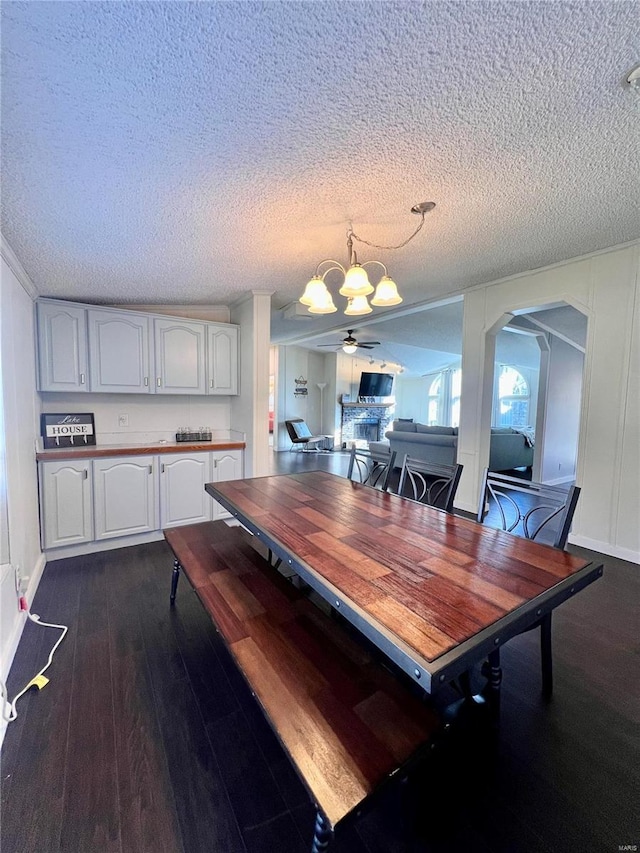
[41,413,96,448]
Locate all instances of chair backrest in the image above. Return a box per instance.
[347,446,396,491]
[285,418,312,444]
[395,456,463,513]
[477,468,581,549]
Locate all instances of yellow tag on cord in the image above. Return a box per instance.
[28,675,49,690]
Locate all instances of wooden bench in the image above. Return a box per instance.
[164,521,445,852]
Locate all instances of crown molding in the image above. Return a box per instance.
[0,234,38,300]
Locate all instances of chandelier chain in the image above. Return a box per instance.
[348,211,426,252]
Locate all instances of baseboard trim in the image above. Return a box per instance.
[0,552,46,748]
[43,530,166,561]
[568,534,639,565]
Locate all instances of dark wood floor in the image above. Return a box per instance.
[2,449,638,852]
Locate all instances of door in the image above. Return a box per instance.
[93,456,158,539]
[40,460,93,549]
[207,324,238,395]
[154,318,206,394]
[88,309,151,393]
[159,453,212,528]
[210,450,243,520]
[37,301,88,392]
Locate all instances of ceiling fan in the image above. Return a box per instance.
[317,330,381,353]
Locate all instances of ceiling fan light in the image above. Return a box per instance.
[371,276,403,306]
[342,343,358,354]
[339,264,374,298]
[344,295,372,316]
[300,276,329,307]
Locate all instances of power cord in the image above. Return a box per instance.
[1,599,68,723]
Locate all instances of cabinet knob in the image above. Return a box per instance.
[83,469,88,479]
[161,463,165,473]
[210,379,214,388]
[156,377,161,387]
[80,373,86,384]
[148,464,153,474]
[144,377,149,386]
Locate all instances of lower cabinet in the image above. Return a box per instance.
[210,450,244,520]
[40,460,94,549]
[93,456,159,540]
[160,453,212,528]
[39,449,243,550]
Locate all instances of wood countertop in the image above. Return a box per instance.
[36,440,245,462]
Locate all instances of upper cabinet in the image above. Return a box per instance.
[154,318,206,394]
[207,324,238,395]
[88,309,151,393]
[37,301,88,392]
[35,299,239,395]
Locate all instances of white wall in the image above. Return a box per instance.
[539,337,583,484]
[0,249,45,737]
[458,243,640,562]
[395,376,430,423]
[40,392,233,446]
[276,346,333,449]
[231,291,271,476]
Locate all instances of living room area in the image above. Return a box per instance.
[272,298,586,488]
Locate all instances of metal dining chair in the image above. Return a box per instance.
[394,456,463,513]
[477,468,581,697]
[347,445,396,491]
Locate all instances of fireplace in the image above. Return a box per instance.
[340,403,395,448]
[353,419,380,442]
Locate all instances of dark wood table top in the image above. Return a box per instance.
[207,472,602,692]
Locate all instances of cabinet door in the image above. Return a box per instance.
[40,461,93,549]
[93,456,158,539]
[154,318,206,394]
[210,450,243,520]
[88,309,151,393]
[207,324,238,395]
[37,301,88,392]
[160,453,212,528]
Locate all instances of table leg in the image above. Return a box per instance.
[311,811,332,852]
[170,558,181,605]
[486,648,502,722]
[540,613,553,698]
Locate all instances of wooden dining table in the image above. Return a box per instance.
[205,471,603,703]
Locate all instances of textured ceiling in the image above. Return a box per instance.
[304,302,586,375]
[1,1,638,344]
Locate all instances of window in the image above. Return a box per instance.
[426,367,461,427]
[495,365,530,428]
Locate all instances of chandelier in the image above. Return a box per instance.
[299,201,435,316]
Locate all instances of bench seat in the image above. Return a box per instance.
[164,521,443,846]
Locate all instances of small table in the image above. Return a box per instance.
[206,472,602,702]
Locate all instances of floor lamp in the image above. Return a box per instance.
[316,383,327,434]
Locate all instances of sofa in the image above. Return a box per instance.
[375,420,534,471]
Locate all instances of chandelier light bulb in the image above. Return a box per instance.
[342,343,358,354]
[344,295,372,316]
[308,293,338,314]
[371,276,403,307]
[300,276,328,307]
[339,264,374,298]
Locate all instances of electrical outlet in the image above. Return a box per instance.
[118,414,129,427]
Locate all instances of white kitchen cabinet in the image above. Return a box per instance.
[209,449,243,520]
[154,318,206,394]
[93,456,158,540]
[88,309,151,393]
[207,324,238,395]
[37,301,88,392]
[40,460,93,549]
[159,453,212,528]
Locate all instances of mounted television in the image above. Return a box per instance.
[358,371,394,398]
